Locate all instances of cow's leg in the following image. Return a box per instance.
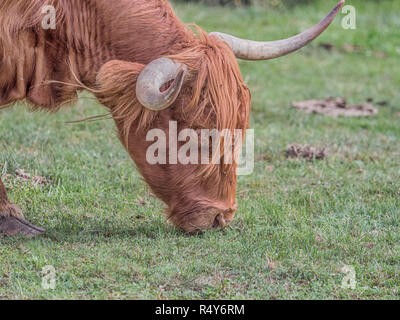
[0,177,45,237]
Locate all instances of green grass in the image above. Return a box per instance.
[1,0,399,299]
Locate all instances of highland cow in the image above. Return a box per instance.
[0,0,344,236]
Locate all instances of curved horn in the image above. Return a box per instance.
[136,58,187,111]
[210,1,345,60]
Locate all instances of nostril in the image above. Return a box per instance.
[212,214,226,229]
[212,216,219,229]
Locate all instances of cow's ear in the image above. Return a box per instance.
[96,60,145,109]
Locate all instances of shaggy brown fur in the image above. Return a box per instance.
[0,0,251,233]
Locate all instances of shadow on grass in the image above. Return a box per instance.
[0,218,209,244]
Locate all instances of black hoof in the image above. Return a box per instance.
[0,216,45,238]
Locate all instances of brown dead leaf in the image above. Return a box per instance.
[15,169,31,181]
[15,169,50,186]
[286,144,327,161]
[32,175,50,186]
[292,98,378,118]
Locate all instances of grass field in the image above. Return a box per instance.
[1,0,399,299]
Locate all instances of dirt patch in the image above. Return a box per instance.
[292,97,378,117]
[286,144,327,161]
[342,43,364,54]
[15,169,50,186]
[2,169,50,187]
[342,44,387,58]
[318,42,338,53]
[318,42,388,59]
[256,153,273,162]
[367,98,388,106]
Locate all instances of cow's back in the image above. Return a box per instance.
[0,0,192,110]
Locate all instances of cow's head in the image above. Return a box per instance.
[97,2,343,233]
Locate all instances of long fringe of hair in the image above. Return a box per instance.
[96,26,250,144]
[168,27,250,135]
[95,26,250,182]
